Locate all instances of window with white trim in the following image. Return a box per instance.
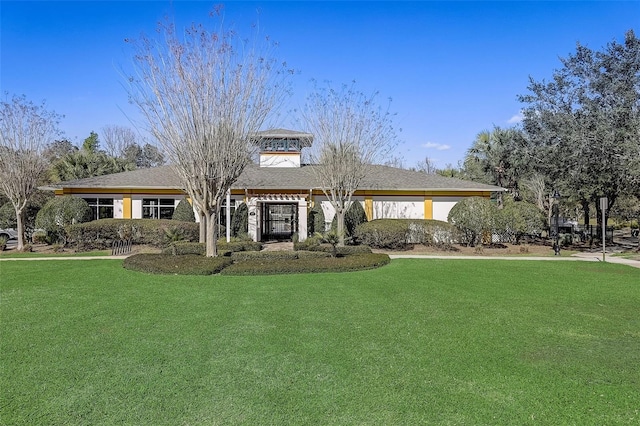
[142,198,175,219]
[83,198,114,220]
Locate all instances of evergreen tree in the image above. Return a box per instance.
[172,197,195,222]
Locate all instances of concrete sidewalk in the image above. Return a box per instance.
[388,253,640,269]
[0,255,129,261]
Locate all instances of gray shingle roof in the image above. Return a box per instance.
[44,163,504,193]
[252,128,314,148]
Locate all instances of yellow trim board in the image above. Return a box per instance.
[123,195,132,219]
[424,197,433,220]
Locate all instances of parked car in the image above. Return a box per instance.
[0,228,18,240]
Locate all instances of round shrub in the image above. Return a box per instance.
[172,197,195,222]
[447,197,496,246]
[35,196,92,244]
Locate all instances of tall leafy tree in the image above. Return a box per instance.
[463,127,528,206]
[519,30,640,226]
[0,94,62,250]
[50,132,134,182]
[125,11,291,256]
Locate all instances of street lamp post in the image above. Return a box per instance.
[553,190,561,256]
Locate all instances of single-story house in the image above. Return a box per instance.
[44,129,504,242]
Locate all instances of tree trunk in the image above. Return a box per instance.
[581,199,590,226]
[14,206,25,251]
[205,211,218,257]
[336,209,346,246]
[199,211,206,244]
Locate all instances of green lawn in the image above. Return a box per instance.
[0,249,111,258]
[1,259,639,425]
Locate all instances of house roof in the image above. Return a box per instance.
[44,163,505,193]
[251,128,314,148]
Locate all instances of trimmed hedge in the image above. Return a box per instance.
[123,250,388,275]
[66,219,199,251]
[354,219,454,250]
[123,254,233,275]
[217,239,262,252]
[163,239,262,255]
[230,250,330,262]
[293,240,373,255]
[221,253,391,276]
[163,242,206,255]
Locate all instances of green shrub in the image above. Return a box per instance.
[230,250,332,262]
[330,201,368,239]
[293,234,323,251]
[172,197,195,222]
[222,253,390,276]
[311,243,372,256]
[406,220,455,246]
[0,202,16,229]
[0,235,7,251]
[448,197,496,246]
[163,238,262,255]
[230,203,248,237]
[295,250,332,259]
[497,199,546,243]
[31,231,47,244]
[231,250,299,261]
[66,219,199,251]
[123,254,232,275]
[35,196,92,244]
[354,219,411,250]
[162,242,206,255]
[354,219,455,250]
[308,205,326,234]
[217,238,262,253]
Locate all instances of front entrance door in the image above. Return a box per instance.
[261,203,298,241]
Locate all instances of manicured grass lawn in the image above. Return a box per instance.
[1,259,639,425]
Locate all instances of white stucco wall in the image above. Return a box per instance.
[432,197,464,222]
[372,196,423,220]
[113,198,124,219]
[316,197,366,231]
[259,153,301,168]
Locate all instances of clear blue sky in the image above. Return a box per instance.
[2,1,638,168]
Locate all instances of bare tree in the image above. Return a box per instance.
[125,13,291,256]
[101,125,137,158]
[415,156,438,174]
[303,82,397,246]
[522,173,554,228]
[0,94,62,250]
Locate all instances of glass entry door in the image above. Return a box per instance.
[261,203,298,241]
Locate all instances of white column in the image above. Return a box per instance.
[298,199,308,242]
[247,198,258,242]
[226,190,231,242]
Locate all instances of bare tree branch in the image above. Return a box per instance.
[125,13,291,256]
[303,82,397,245]
[0,94,62,250]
